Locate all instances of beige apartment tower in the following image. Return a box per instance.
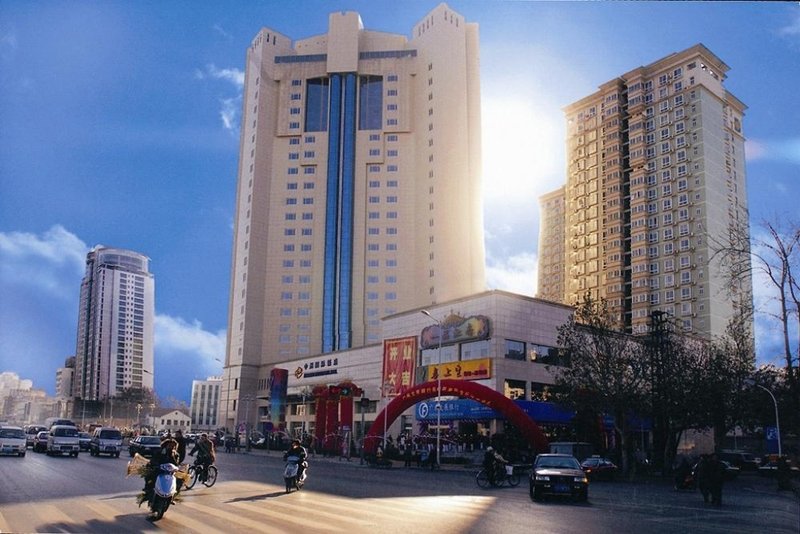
[539,44,752,337]
[222,4,485,432]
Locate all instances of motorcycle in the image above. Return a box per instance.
[283,455,308,493]
[148,463,180,520]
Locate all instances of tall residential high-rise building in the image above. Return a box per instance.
[73,247,154,401]
[222,3,485,431]
[538,44,752,337]
[537,186,566,304]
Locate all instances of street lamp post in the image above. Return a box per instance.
[421,310,443,468]
[744,379,781,456]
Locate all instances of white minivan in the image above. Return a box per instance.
[47,425,80,457]
[90,427,123,457]
[0,425,27,457]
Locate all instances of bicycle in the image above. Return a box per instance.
[476,463,520,488]
[184,460,218,489]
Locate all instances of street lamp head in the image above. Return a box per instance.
[743,378,756,387]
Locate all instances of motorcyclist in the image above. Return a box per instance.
[188,433,216,481]
[142,438,179,505]
[284,439,308,481]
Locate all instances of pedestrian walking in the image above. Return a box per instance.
[707,453,725,506]
[695,454,711,503]
[174,429,187,463]
[776,456,792,491]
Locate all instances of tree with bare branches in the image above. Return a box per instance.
[553,294,650,476]
[711,218,799,439]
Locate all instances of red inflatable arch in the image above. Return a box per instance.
[364,379,549,454]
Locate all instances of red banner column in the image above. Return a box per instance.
[324,396,339,452]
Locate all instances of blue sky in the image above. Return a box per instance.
[1,1,798,403]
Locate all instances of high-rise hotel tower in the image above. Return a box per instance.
[73,247,155,401]
[222,4,485,431]
[538,44,752,337]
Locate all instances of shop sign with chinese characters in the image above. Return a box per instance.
[381,336,417,396]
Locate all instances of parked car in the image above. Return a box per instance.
[78,432,92,451]
[718,460,740,481]
[0,425,27,457]
[580,456,618,480]
[719,451,760,471]
[46,425,80,457]
[24,425,48,448]
[758,459,800,478]
[33,431,49,453]
[530,453,589,502]
[684,459,741,488]
[128,435,162,457]
[90,427,123,457]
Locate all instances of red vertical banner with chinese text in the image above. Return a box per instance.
[382,337,417,397]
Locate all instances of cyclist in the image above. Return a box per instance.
[188,433,216,482]
[482,446,508,486]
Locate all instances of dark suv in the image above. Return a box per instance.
[128,435,162,457]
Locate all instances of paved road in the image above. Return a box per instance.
[1,449,797,533]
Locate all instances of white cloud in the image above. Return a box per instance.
[777,9,800,38]
[195,64,244,131]
[485,251,538,297]
[212,24,233,40]
[746,137,800,164]
[154,314,226,372]
[204,63,244,88]
[0,225,87,298]
[220,96,241,132]
[1,28,17,50]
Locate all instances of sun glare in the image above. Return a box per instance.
[481,97,563,205]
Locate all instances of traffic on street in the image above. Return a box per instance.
[1,447,797,533]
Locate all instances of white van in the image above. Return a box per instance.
[0,425,27,457]
[47,425,80,457]
[90,427,123,457]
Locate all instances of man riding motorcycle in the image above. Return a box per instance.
[284,439,308,481]
[142,438,180,506]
